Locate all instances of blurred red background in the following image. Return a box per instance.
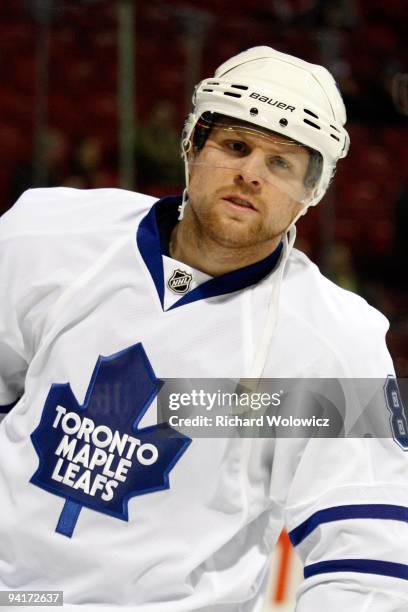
[0,0,406,372]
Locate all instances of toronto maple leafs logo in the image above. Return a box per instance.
[30,343,191,537]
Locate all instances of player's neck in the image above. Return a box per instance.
[169,210,281,277]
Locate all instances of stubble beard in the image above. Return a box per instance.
[190,194,287,250]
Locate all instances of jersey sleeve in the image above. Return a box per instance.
[282,437,408,611]
[272,313,408,610]
[0,187,143,417]
[0,187,125,415]
[0,217,29,411]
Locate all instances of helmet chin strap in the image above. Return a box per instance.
[288,199,312,228]
[178,138,192,220]
[178,188,189,221]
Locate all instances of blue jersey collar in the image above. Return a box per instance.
[136,195,283,311]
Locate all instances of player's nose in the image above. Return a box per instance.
[232,150,265,190]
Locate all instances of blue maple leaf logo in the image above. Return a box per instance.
[30,343,191,537]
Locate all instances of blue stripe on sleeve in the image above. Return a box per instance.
[304,558,408,581]
[0,399,18,414]
[289,504,408,546]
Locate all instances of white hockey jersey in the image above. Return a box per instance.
[0,188,407,612]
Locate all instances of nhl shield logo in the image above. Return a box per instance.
[167,269,193,294]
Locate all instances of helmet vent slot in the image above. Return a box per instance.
[231,84,248,90]
[207,81,219,85]
[304,118,321,130]
[224,92,242,98]
[203,89,214,92]
[330,134,340,142]
[304,108,319,119]
[330,125,340,132]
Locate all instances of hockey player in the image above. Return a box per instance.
[0,47,407,611]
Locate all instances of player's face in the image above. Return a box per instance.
[187,122,312,249]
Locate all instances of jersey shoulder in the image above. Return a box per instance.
[286,247,388,329]
[0,189,159,365]
[284,248,392,375]
[0,187,158,324]
[0,187,157,238]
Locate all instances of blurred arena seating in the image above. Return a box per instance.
[0,0,406,373]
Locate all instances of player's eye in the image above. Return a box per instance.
[268,155,291,171]
[224,140,249,154]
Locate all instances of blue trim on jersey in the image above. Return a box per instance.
[137,198,166,307]
[136,196,283,311]
[0,399,19,414]
[289,504,408,546]
[304,559,408,581]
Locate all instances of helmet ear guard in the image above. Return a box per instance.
[180,46,350,218]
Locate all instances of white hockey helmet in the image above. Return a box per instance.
[181,46,350,216]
